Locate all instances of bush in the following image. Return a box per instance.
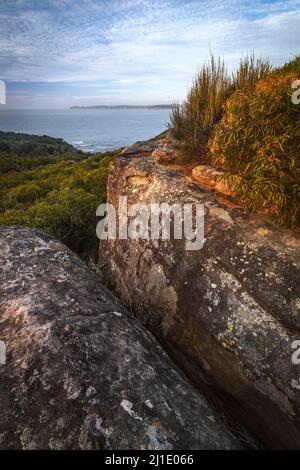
[232,54,272,91]
[0,131,87,174]
[0,146,118,256]
[209,73,300,226]
[170,54,271,155]
[277,55,300,76]
[170,56,230,153]
[4,183,46,208]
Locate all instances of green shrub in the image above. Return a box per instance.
[170,55,230,153]
[0,131,87,173]
[232,54,272,90]
[209,73,300,226]
[0,146,118,256]
[4,183,46,208]
[277,55,300,76]
[169,54,271,155]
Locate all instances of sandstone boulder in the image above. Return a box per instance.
[0,226,242,450]
[151,141,177,164]
[191,165,233,196]
[100,140,300,449]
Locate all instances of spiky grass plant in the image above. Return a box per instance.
[232,54,272,90]
[170,53,272,156]
[170,55,230,153]
[209,73,300,226]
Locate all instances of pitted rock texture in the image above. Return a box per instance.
[100,140,300,449]
[191,165,233,196]
[0,226,242,450]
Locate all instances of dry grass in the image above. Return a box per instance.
[170,53,271,156]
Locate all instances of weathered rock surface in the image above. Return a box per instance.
[0,226,242,450]
[191,165,233,196]
[100,139,300,449]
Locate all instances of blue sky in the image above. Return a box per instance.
[1,0,299,109]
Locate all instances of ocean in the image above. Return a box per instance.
[0,108,170,153]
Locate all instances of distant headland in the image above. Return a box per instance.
[70,104,175,110]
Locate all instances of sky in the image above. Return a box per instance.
[0,0,299,109]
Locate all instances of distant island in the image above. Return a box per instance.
[70,104,175,110]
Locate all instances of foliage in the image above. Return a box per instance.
[0,132,119,256]
[170,56,230,154]
[0,131,87,173]
[169,54,271,154]
[0,131,79,156]
[209,73,300,226]
[232,54,272,90]
[169,54,299,226]
[276,55,300,76]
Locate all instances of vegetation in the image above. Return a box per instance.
[0,132,119,257]
[0,131,87,173]
[169,54,300,226]
[276,55,300,76]
[170,54,271,154]
[210,73,300,226]
[170,56,230,155]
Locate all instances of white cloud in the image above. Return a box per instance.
[0,0,299,108]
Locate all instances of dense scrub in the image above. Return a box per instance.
[169,55,300,226]
[0,131,87,173]
[277,55,300,76]
[0,131,78,156]
[209,73,300,226]
[170,54,271,154]
[0,132,119,257]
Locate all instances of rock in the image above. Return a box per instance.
[214,177,233,196]
[191,165,233,196]
[100,140,300,449]
[0,226,242,450]
[151,143,177,164]
[121,141,157,157]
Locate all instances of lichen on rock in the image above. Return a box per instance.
[100,139,300,449]
[0,226,242,450]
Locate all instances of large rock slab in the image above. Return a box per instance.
[0,226,242,450]
[100,140,300,449]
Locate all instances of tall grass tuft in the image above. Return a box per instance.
[170,53,272,156]
[170,55,230,154]
[232,54,272,90]
[276,55,300,76]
